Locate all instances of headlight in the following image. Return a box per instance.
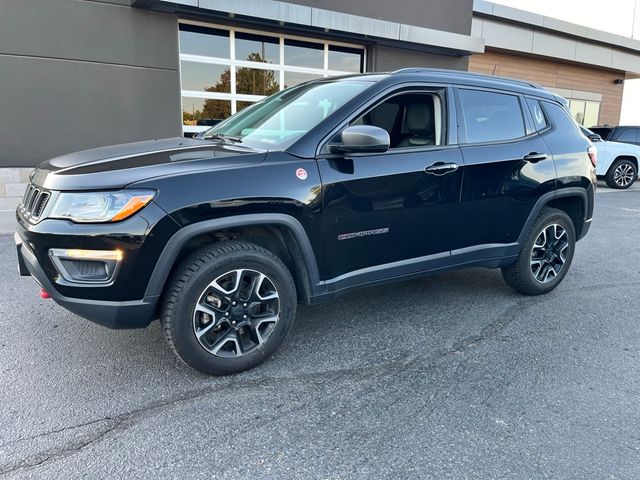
[49,190,155,223]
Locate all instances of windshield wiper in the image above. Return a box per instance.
[203,133,243,143]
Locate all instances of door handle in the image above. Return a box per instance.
[425,162,459,175]
[523,152,548,163]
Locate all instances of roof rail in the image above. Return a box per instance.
[390,68,543,90]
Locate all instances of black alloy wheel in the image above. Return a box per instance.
[605,159,637,189]
[161,242,296,375]
[502,207,576,295]
[193,269,280,357]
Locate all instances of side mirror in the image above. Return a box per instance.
[330,125,390,155]
[588,133,602,142]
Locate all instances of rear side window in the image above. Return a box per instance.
[616,129,638,143]
[526,98,548,131]
[459,89,525,143]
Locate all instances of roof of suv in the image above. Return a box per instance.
[328,68,563,104]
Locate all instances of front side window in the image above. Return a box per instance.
[351,92,444,148]
[459,89,525,144]
[202,80,372,150]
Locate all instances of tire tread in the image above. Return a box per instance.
[161,241,295,374]
[501,207,575,296]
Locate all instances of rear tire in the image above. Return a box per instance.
[605,158,637,189]
[161,241,296,375]
[501,208,575,295]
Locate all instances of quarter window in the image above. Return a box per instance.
[526,98,548,131]
[459,89,525,143]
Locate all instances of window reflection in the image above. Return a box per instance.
[182,97,231,125]
[284,39,324,68]
[328,46,363,72]
[178,24,365,134]
[179,24,230,58]
[236,68,279,95]
[180,61,230,93]
[283,71,323,89]
[237,101,256,112]
[235,32,279,63]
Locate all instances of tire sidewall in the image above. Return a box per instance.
[606,159,637,189]
[167,249,296,375]
[518,210,576,294]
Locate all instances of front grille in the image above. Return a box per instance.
[19,184,51,221]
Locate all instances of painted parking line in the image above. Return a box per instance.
[596,188,640,194]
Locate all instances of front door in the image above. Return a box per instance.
[317,89,464,280]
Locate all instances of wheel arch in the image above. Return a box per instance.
[609,155,639,174]
[517,188,590,245]
[145,214,320,308]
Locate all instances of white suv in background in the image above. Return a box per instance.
[582,127,640,189]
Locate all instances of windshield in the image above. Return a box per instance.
[201,79,372,150]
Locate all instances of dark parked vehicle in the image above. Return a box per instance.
[16,69,596,375]
[590,125,640,147]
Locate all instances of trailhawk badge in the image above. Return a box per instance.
[338,228,390,241]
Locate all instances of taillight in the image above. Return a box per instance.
[587,145,597,168]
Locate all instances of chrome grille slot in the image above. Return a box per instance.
[24,187,37,213]
[22,185,33,205]
[28,190,40,213]
[19,184,51,221]
[33,192,50,219]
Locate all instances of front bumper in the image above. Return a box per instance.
[16,232,158,329]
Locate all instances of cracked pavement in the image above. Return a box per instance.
[1,183,639,479]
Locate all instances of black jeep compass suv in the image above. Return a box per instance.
[16,69,596,375]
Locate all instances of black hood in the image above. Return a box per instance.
[32,137,266,190]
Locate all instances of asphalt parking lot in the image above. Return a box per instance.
[1,182,639,479]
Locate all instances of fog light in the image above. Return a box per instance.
[62,249,123,261]
[49,248,122,285]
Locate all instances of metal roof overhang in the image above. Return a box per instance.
[133,0,486,57]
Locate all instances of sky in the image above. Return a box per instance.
[491,0,640,124]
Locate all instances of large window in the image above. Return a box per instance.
[568,99,600,127]
[459,89,526,143]
[179,22,365,132]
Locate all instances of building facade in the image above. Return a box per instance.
[469,0,640,127]
[1,0,640,205]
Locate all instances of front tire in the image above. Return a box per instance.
[501,208,576,295]
[161,242,297,375]
[605,158,637,189]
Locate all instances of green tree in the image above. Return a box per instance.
[200,53,279,121]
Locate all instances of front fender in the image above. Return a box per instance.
[143,213,321,301]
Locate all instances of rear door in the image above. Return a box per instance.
[455,88,556,253]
